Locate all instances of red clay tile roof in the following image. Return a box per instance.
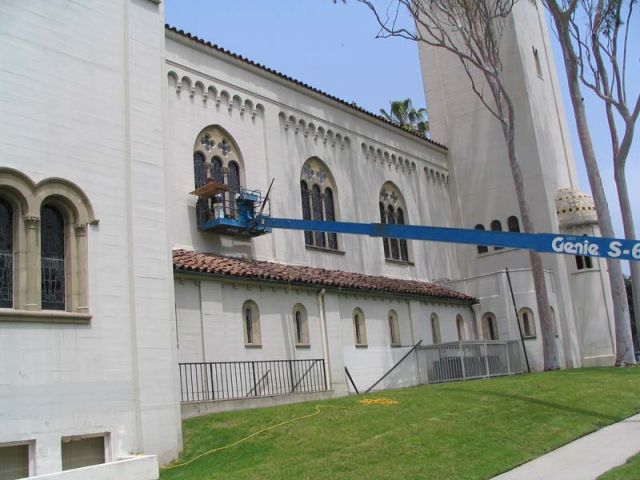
[173,249,475,303]
[165,24,447,151]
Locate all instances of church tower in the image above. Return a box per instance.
[417,0,615,368]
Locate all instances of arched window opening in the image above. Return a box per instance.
[193,127,244,225]
[518,308,536,338]
[456,314,465,341]
[353,308,367,346]
[0,199,13,308]
[507,216,520,233]
[482,313,498,340]
[475,224,488,254]
[293,304,310,346]
[41,205,65,310]
[242,300,261,346]
[491,220,503,250]
[379,183,410,262]
[575,235,593,270]
[430,313,441,344]
[388,310,400,346]
[300,158,339,250]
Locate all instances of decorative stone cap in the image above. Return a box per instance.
[555,188,598,228]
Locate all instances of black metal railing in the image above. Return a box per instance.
[179,359,327,403]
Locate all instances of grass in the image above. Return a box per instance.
[599,452,640,480]
[161,368,640,480]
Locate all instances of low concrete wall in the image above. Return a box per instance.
[29,455,158,480]
[181,391,337,419]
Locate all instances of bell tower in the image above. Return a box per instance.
[417,0,613,368]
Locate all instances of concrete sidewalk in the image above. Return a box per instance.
[492,413,640,480]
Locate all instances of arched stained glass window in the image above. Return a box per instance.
[293,304,310,346]
[456,314,465,341]
[243,300,261,346]
[507,216,520,233]
[193,127,244,225]
[311,184,326,248]
[300,158,339,251]
[300,180,313,245]
[0,199,13,308]
[491,220,503,250]
[388,310,400,346]
[41,205,65,310]
[482,313,498,340]
[379,183,410,262]
[430,313,441,344]
[353,308,367,346]
[379,202,390,258]
[475,224,488,254]
[324,187,337,250]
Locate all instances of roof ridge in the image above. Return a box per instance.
[164,24,447,151]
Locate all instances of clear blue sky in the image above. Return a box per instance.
[164,0,638,246]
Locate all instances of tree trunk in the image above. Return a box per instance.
[501,95,559,370]
[551,12,635,365]
[615,164,640,349]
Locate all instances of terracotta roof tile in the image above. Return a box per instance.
[165,24,447,151]
[173,249,475,303]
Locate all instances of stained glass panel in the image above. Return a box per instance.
[507,216,520,233]
[245,307,253,344]
[379,202,390,259]
[324,188,337,250]
[491,220,503,250]
[41,205,65,310]
[228,161,240,192]
[397,208,408,261]
[211,157,224,183]
[311,185,326,248]
[300,181,313,245]
[387,206,399,260]
[0,199,12,308]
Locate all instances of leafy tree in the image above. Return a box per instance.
[380,98,430,137]
[542,0,636,364]
[359,0,560,369]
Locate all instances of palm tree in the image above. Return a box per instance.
[380,98,429,137]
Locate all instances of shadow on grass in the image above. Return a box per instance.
[445,387,620,422]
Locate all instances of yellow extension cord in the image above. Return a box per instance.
[162,397,399,471]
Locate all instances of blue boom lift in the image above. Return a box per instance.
[190,184,640,262]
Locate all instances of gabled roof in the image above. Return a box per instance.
[165,25,447,151]
[173,249,475,303]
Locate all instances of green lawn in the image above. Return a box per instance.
[599,452,640,479]
[162,368,640,480]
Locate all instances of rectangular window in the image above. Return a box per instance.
[61,435,106,471]
[533,47,543,78]
[0,443,30,480]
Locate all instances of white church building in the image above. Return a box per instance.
[0,0,616,478]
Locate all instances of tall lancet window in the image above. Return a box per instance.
[300,158,339,250]
[0,199,13,308]
[379,182,409,262]
[192,126,244,224]
[41,205,65,310]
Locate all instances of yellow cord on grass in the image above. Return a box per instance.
[162,397,398,471]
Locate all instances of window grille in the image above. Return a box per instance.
[41,205,65,310]
[0,199,13,308]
